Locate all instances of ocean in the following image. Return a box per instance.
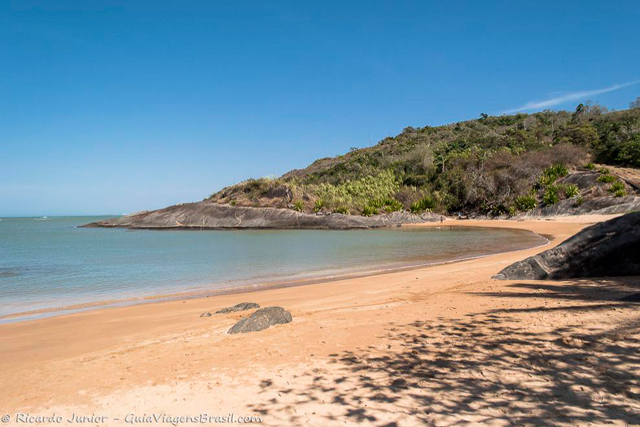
[0,216,546,320]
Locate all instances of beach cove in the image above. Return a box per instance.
[1,215,639,426]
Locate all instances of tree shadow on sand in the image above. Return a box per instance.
[248,279,640,425]
[476,277,640,307]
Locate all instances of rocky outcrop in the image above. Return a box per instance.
[536,195,640,216]
[494,212,640,280]
[530,170,640,217]
[215,302,260,314]
[227,306,293,334]
[82,202,441,230]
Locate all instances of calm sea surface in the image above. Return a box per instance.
[0,216,547,320]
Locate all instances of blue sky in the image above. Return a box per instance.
[1,1,639,216]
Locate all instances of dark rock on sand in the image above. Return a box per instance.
[80,202,439,230]
[215,302,260,314]
[228,306,293,334]
[494,212,640,280]
[200,312,212,317]
[620,293,640,302]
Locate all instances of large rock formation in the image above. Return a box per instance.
[82,202,441,230]
[227,306,293,334]
[494,212,640,280]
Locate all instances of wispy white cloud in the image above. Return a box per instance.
[502,81,639,114]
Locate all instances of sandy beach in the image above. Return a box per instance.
[1,215,639,426]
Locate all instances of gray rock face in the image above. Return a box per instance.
[494,212,640,280]
[215,302,260,314]
[81,202,440,230]
[227,306,293,334]
[536,195,640,217]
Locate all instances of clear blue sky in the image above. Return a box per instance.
[2,1,639,216]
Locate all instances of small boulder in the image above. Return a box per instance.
[200,312,212,317]
[228,306,293,334]
[215,302,260,314]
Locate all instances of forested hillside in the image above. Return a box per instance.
[210,103,640,216]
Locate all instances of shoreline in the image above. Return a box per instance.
[2,214,638,425]
[0,223,549,324]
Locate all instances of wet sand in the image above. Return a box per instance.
[1,215,639,426]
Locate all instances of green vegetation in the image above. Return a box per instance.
[538,163,569,188]
[597,174,616,183]
[561,184,580,198]
[313,170,399,213]
[514,194,537,212]
[209,104,640,216]
[292,200,304,212]
[361,205,379,216]
[411,195,436,213]
[548,163,569,179]
[333,205,349,214]
[542,185,560,206]
[609,181,627,197]
[368,197,404,213]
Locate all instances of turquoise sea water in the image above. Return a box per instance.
[0,216,547,320]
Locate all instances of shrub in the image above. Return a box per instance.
[292,200,304,212]
[537,172,557,188]
[333,205,349,214]
[583,163,596,170]
[598,167,609,174]
[562,184,580,198]
[538,163,569,188]
[490,204,509,216]
[514,194,537,211]
[549,163,568,178]
[368,198,385,208]
[617,138,640,167]
[313,199,325,213]
[368,197,404,213]
[542,185,559,206]
[382,199,404,212]
[609,181,626,197]
[361,205,379,216]
[410,195,436,213]
[575,196,584,207]
[597,174,616,183]
[508,205,518,217]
